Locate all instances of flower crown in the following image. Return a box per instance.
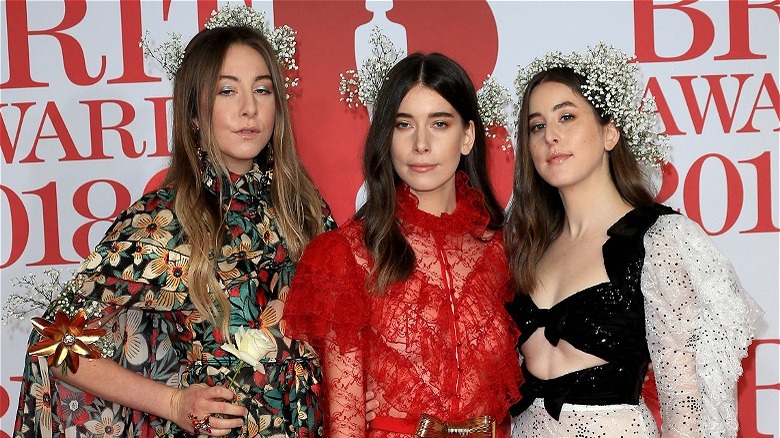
[339,26,513,149]
[514,42,669,165]
[140,4,299,96]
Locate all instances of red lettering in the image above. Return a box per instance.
[1,0,105,89]
[144,97,173,158]
[81,99,139,160]
[684,154,743,235]
[739,151,780,233]
[107,0,158,84]
[0,102,36,164]
[24,102,82,163]
[655,161,680,204]
[644,77,685,135]
[0,381,9,438]
[674,74,753,134]
[634,0,715,63]
[144,169,168,194]
[72,180,132,258]
[715,0,780,61]
[26,182,79,266]
[737,339,779,438]
[739,73,780,133]
[0,185,30,269]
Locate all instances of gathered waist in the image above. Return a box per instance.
[511,361,646,420]
[372,414,495,437]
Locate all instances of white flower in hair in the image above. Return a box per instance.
[140,4,300,97]
[339,26,404,109]
[340,26,513,146]
[477,75,513,150]
[515,42,669,166]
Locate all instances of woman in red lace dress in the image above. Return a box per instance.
[284,53,522,437]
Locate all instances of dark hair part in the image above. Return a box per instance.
[356,52,503,294]
[505,67,654,295]
[163,26,326,332]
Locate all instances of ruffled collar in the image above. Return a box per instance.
[396,171,492,237]
[201,155,272,206]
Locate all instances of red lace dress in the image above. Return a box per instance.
[284,174,522,437]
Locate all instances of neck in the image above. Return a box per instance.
[412,186,457,216]
[558,178,633,238]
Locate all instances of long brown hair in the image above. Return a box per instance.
[162,26,326,332]
[356,52,503,294]
[505,67,654,295]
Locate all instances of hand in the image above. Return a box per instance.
[170,383,248,436]
[365,391,380,423]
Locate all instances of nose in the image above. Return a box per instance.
[413,129,430,154]
[241,93,258,118]
[544,123,559,146]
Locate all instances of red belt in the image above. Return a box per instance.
[371,414,495,437]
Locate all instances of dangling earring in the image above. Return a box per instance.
[266,141,274,165]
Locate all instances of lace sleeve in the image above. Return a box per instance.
[323,340,367,437]
[641,214,761,438]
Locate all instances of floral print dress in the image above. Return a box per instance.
[13,157,335,438]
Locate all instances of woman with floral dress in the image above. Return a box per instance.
[13,24,333,437]
[284,53,522,438]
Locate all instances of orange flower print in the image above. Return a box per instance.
[85,408,126,437]
[103,218,131,242]
[106,241,133,266]
[130,210,173,244]
[256,217,279,246]
[142,247,189,291]
[30,379,51,431]
[218,234,262,279]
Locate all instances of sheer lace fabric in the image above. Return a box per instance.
[642,214,761,437]
[285,174,522,437]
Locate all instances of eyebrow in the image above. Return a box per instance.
[396,111,456,119]
[218,74,273,82]
[528,100,576,121]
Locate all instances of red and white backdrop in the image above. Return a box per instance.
[1,1,777,436]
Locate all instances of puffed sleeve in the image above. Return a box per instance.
[641,214,762,437]
[284,229,369,353]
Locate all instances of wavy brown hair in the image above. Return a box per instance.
[505,67,654,295]
[356,52,503,294]
[162,26,326,332]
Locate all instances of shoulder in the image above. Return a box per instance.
[645,207,709,249]
[98,187,183,248]
[301,219,365,262]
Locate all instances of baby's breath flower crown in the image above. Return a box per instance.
[340,26,513,149]
[515,42,669,165]
[140,4,299,96]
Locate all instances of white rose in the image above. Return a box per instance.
[221,327,276,371]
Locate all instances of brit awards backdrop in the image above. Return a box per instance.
[1,1,778,436]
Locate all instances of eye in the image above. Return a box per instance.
[255,85,272,95]
[218,87,235,96]
[396,121,412,129]
[529,122,545,132]
[560,113,574,122]
[432,121,448,128]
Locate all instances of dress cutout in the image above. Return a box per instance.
[507,204,761,437]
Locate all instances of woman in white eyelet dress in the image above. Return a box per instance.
[503,46,762,438]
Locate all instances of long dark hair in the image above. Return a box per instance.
[505,67,654,295]
[356,52,503,293]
